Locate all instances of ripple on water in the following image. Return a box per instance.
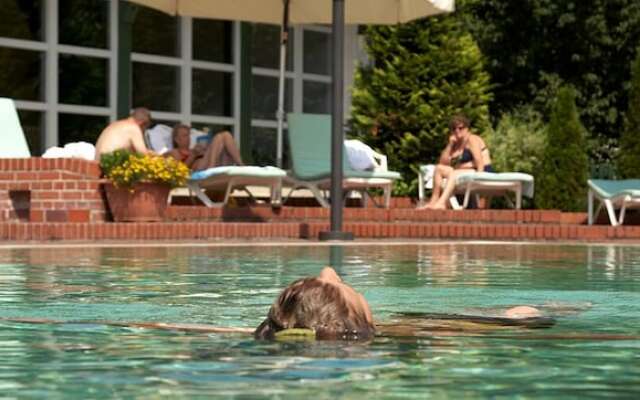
[0,243,639,398]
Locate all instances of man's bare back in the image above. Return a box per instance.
[94,108,152,161]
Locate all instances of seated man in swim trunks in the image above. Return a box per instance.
[254,267,545,341]
[420,114,494,210]
[94,107,154,161]
[165,124,244,171]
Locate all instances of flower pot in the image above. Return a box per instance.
[104,182,171,222]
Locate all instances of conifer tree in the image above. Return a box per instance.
[349,14,492,195]
[536,86,589,211]
[617,48,640,178]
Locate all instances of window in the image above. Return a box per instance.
[193,19,233,63]
[303,30,330,75]
[303,81,331,114]
[251,75,293,120]
[0,0,43,41]
[132,62,180,112]
[249,25,332,166]
[251,24,294,70]
[0,48,44,102]
[59,55,108,107]
[192,69,233,116]
[58,113,108,147]
[132,6,179,57]
[59,0,109,49]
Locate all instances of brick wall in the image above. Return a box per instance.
[0,158,107,223]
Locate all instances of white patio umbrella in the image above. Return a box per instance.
[127,0,455,239]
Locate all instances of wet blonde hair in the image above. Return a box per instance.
[254,277,375,341]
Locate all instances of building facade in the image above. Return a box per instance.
[0,0,363,166]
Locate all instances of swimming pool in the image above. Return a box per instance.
[1,243,639,398]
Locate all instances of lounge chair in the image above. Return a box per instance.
[418,165,534,209]
[0,98,31,158]
[285,113,401,208]
[588,179,640,226]
[188,166,286,207]
[451,171,535,209]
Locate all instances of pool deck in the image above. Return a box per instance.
[1,158,639,243]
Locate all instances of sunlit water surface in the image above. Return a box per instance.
[0,243,639,398]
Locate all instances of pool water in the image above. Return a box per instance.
[0,243,639,398]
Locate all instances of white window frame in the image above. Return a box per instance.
[250,24,332,133]
[131,16,240,141]
[1,1,241,152]
[0,0,117,151]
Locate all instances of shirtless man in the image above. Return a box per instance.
[94,108,153,161]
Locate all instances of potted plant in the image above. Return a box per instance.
[100,150,190,222]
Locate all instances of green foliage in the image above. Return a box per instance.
[462,0,640,146]
[485,106,546,175]
[536,86,589,211]
[617,47,640,178]
[99,150,132,176]
[349,14,492,196]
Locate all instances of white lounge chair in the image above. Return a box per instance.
[418,165,534,209]
[187,166,286,208]
[452,171,535,209]
[285,113,401,208]
[0,98,31,158]
[588,179,640,226]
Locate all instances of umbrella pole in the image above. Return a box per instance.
[320,0,353,241]
[276,0,290,168]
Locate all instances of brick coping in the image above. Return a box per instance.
[2,238,640,248]
[1,221,639,242]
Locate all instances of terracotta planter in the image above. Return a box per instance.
[104,182,171,222]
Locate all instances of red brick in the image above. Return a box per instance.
[45,210,67,222]
[39,172,61,180]
[68,210,90,223]
[29,210,44,223]
[34,191,60,200]
[60,191,82,200]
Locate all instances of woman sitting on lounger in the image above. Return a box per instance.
[420,114,493,210]
[165,124,244,171]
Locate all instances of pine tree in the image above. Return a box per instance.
[617,48,640,178]
[536,86,589,211]
[349,14,492,195]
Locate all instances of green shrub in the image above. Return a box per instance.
[485,106,546,175]
[617,47,640,178]
[536,86,589,211]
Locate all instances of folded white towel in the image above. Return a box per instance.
[42,141,95,160]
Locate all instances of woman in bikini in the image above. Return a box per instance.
[165,124,244,171]
[420,114,493,210]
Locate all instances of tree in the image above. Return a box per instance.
[462,0,640,149]
[536,86,589,211]
[350,14,492,195]
[618,47,640,178]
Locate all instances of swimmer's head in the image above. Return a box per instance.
[503,306,542,319]
[254,267,375,341]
